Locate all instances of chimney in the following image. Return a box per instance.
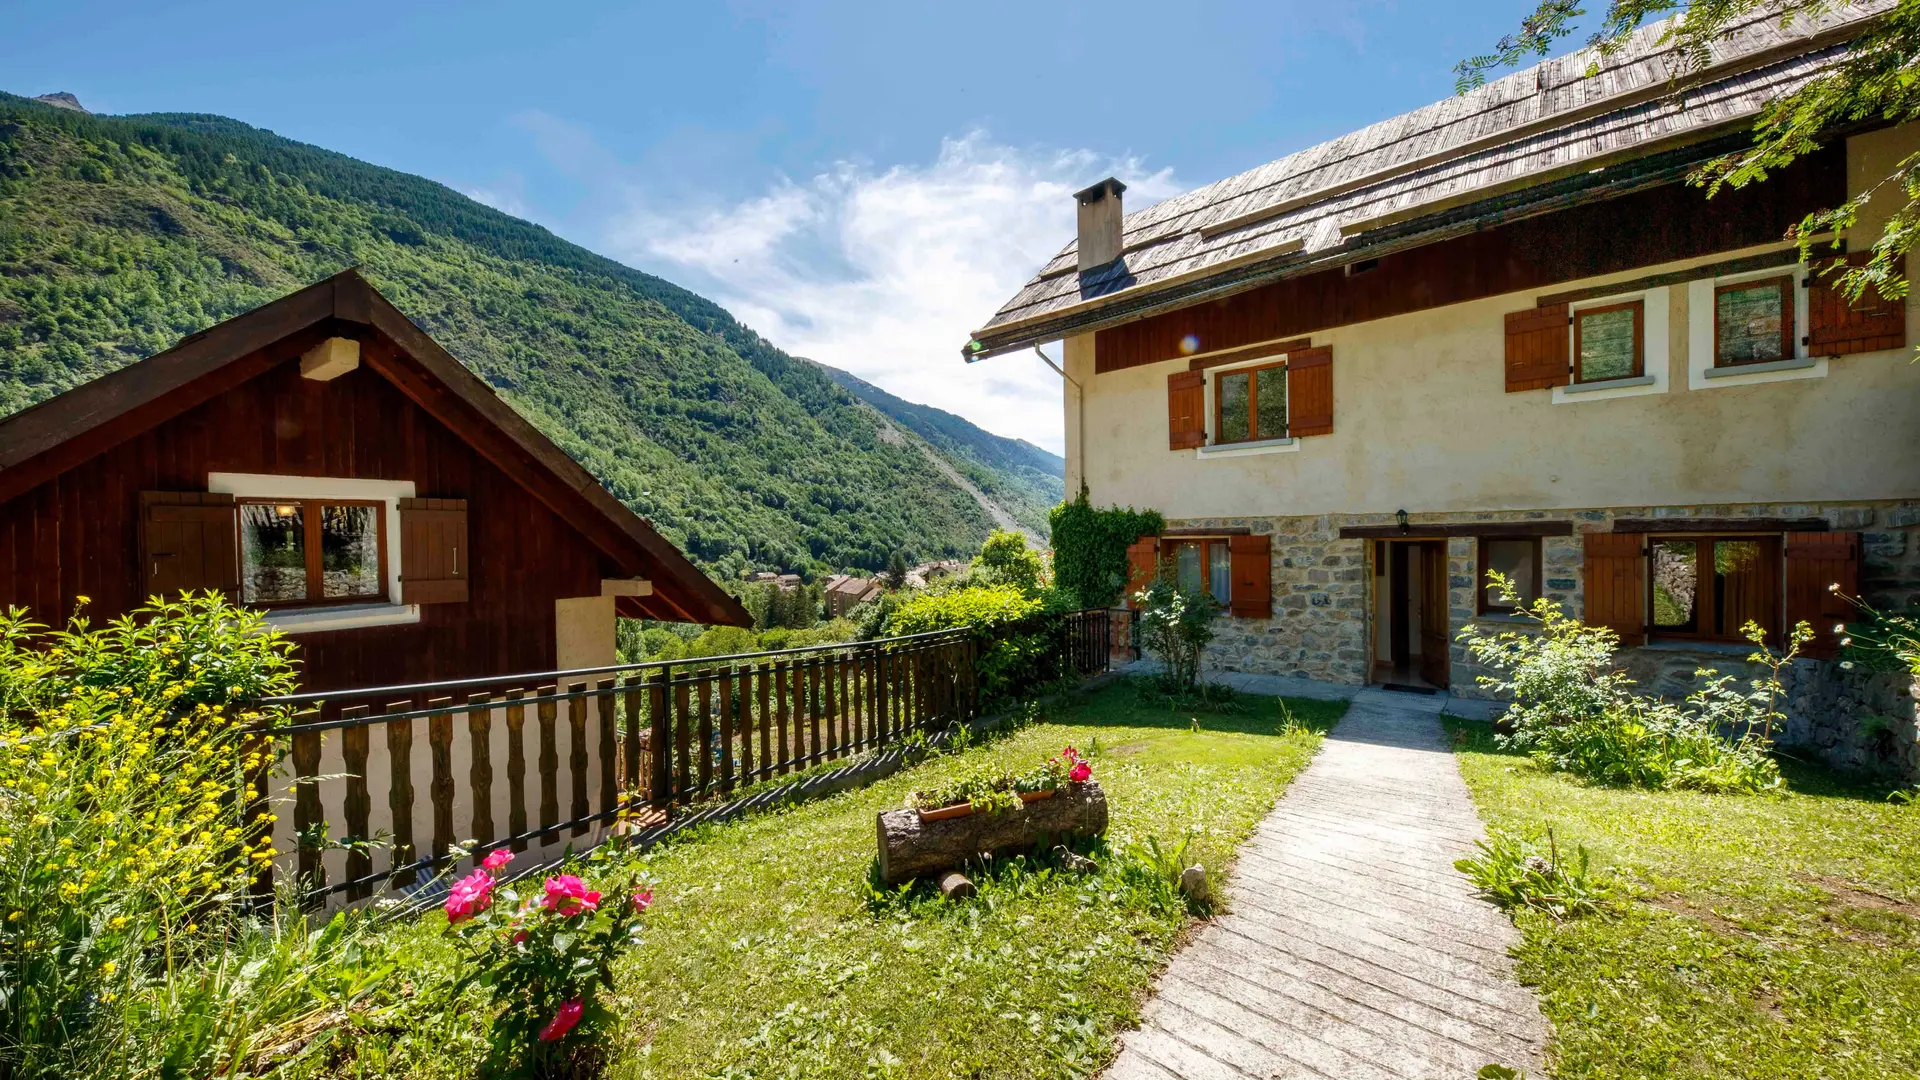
[1073,177,1127,272]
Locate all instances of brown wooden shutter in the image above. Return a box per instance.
[1808,254,1905,356]
[1582,532,1645,647]
[399,498,469,604]
[1167,370,1205,450]
[1287,346,1333,437]
[1228,534,1272,619]
[1784,531,1860,659]
[139,491,239,600]
[1505,303,1570,391]
[1124,535,1160,605]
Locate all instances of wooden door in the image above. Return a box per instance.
[1419,542,1450,689]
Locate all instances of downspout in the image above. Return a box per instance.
[1033,344,1085,496]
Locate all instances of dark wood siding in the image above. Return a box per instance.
[0,349,612,692]
[1094,146,1846,374]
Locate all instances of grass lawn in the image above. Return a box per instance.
[576,682,1343,1079]
[1447,719,1920,1080]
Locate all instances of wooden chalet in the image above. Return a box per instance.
[0,269,749,691]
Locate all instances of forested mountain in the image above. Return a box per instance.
[813,362,1064,535]
[0,92,1060,577]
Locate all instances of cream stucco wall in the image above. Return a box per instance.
[1074,127,1920,519]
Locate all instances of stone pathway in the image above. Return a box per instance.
[1104,687,1549,1080]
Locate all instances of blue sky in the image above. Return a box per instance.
[3,0,1583,454]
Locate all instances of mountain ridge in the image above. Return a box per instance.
[0,92,1063,580]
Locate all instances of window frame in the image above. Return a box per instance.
[1645,532,1783,645]
[237,496,390,609]
[1571,298,1645,384]
[1168,537,1234,606]
[1211,359,1288,446]
[1476,537,1543,615]
[1711,274,1796,369]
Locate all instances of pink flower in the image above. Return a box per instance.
[1068,760,1091,783]
[1063,746,1081,763]
[632,888,653,914]
[510,929,528,946]
[537,999,584,1042]
[444,869,494,924]
[482,848,513,873]
[541,875,601,916]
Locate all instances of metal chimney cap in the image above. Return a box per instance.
[1073,177,1127,205]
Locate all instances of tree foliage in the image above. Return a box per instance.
[1461,1,1920,315]
[1047,487,1164,609]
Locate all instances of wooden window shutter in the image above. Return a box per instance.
[1504,303,1570,392]
[1124,535,1160,605]
[1784,532,1860,659]
[1167,371,1205,450]
[1809,254,1905,356]
[1228,534,1273,619]
[1582,532,1645,647]
[1287,346,1333,437]
[399,498,469,604]
[139,492,239,600]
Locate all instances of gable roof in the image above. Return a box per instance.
[0,269,751,627]
[967,2,1888,358]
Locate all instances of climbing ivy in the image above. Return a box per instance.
[1046,486,1163,609]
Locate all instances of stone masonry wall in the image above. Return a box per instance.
[1171,500,1920,777]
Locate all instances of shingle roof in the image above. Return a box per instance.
[970,3,1886,351]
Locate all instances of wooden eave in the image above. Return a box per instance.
[0,269,749,628]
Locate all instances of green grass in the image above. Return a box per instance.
[577,683,1342,1079]
[1447,719,1920,1080]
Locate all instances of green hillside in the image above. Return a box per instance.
[0,92,1046,578]
[813,361,1064,536]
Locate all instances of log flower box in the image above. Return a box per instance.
[880,747,1104,884]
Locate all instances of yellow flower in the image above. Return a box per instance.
[99,960,116,975]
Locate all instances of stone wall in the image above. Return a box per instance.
[1168,499,1920,701]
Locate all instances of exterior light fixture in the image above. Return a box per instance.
[274,504,297,518]
[1396,508,1409,532]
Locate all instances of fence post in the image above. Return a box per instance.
[340,705,373,901]
[648,671,670,808]
[467,695,494,863]
[385,699,417,888]
[505,689,529,852]
[597,680,618,822]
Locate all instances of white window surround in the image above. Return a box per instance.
[206,472,421,634]
[1551,286,1670,405]
[1686,264,1827,390]
[1194,350,1303,459]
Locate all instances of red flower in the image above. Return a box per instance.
[482,848,513,873]
[1063,746,1081,763]
[541,875,601,916]
[444,869,494,924]
[632,888,653,914]
[1069,760,1091,783]
[537,999,584,1042]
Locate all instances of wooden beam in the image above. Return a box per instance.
[1162,526,1253,537]
[1337,522,1574,539]
[1608,517,1829,534]
[300,337,361,382]
[1534,245,1823,308]
[601,578,654,597]
[1186,338,1311,372]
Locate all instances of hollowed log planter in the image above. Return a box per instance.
[877,780,1107,885]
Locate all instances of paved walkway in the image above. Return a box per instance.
[1104,687,1549,1080]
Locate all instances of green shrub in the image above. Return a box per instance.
[1837,591,1920,675]
[1458,573,1791,794]
[888,586,1061,704]
[683,624,760,659]
[1047,487,1162,608]
[1131,566,1221,692]
[1455,827,1610,921]
[0,593,300,1077]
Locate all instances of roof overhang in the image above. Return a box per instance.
[0,269,752,628]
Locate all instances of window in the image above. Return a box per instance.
[239,498,386,607]
[1213,361,1287,444]
[1477,538,1541,614]
[1714,276,1793,367]
[1573,299,1643,383]
[1648,535,1781,642]
[1171,539,1232,605]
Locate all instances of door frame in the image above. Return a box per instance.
[1370,537,1451,690]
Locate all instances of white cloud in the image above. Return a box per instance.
[605,132,1182,456]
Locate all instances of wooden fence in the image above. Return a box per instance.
[248,611,1127,908]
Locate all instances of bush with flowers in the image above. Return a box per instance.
[0,593,298,1077]
[906,746,1093,814]
[444,847,652,1079]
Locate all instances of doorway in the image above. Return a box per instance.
[1372,540,1449,691]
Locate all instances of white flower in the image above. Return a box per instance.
[1840,661,1855,670]
[1828,582,1841,593]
